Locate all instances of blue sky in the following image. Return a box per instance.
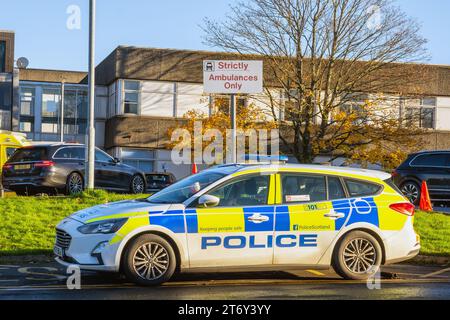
[1,0,449,71]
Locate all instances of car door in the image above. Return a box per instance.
[95,149,121,189]
[411,153,449,197]
[273,173,349,265]
[186,174,276,268]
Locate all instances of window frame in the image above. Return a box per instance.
[189,174,273,208]
[409,152,450,169]
[122,80,141,115]
[52,146,86,161]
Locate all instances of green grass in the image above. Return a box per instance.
[414,211,450,256]
[0,193,449,257]
[0,190,149,256]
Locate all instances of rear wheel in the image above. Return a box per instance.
[122,234,176,286]
[333,231,382,280]
[401,181,420,205]
[66,172,84,196]
[130,175,145,194]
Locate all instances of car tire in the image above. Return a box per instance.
[66,172,84,196]
[400,181,421,205]
[122,234,176,286]
[332,231,383,281]
[130,175,145,194]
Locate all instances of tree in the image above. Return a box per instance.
[167,101,277,164]
[202,0,429,167]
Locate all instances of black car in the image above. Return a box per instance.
[146,172,176,192]
[1,143,147,196]
[392,151,450,205]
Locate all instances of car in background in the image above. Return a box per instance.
[0,131,31,176]
[146,172,176,192]
[392,151,450,205]
[2,143,146,196]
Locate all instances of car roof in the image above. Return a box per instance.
[408,150,450,156]
[208,163,391,181]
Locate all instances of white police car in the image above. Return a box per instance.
[55,163,420,285]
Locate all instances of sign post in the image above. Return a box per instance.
[203,60,263,163]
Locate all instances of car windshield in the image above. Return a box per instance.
[147,171,225,204]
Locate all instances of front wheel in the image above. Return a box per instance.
[122,234,176,286]
[130,175,145,194]
[333,231,382,280]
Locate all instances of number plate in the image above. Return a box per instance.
[14,164,31,170]
[53,245,64,258]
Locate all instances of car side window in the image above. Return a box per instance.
[208,175,270,207]
[328,176,346,200]
[411,154,448,167]
[54,147,84,160]
[281,174,327,204]
[344,179,382,197]
[95,149,113,162]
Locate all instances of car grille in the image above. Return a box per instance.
[55,229,72,250]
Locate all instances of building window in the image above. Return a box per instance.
[0,41,5,73]
[19,87,35,133]
[213,96,246,115]
[121,148,155,174]
[123,80,140,115]
[63,87,87,135]
[41,87,61,134]
[403,97,436,129]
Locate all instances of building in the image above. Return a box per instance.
[1,31,450,178]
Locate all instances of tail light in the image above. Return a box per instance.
[391,170,399,178]
[2,164,12,170]
[389,202,415,216]
[34,161,55,168]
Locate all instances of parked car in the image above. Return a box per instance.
[146,172,176,192]
[2,143,146,196]
[392,151,450,205]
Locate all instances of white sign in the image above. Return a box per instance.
[203,60,263,94]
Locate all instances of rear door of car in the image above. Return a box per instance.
[52,146,86,182]
[273,173,349,265]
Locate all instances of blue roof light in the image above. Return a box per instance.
[244,154,289,163]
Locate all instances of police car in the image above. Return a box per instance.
[55,162,420,286]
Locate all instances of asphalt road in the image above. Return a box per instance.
[0,262,449,300]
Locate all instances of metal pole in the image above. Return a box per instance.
[60,81,65,142]
[230,94,237,163]
[86,0,96,189]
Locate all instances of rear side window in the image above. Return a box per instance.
[281,174,327,203]
[345,179,382,197]
[384,178,403,195]
[328,176,346,200]
[7,147,48,163]
[410,153,449,167]
[54,147,85,160]
[6,147,17,160]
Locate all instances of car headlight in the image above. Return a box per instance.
[77,218,128,234]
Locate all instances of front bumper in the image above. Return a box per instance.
[54,218,121,272]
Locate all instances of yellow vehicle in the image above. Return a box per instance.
[0,130,31,174]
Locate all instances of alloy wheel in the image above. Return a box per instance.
[132,176,145,194]
[69,174,83,195]
[342,238,377,274]
[133,242,169,280]
[401,183,419,204]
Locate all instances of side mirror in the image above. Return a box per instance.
[198,195,220,208]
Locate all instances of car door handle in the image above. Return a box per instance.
[324,210,346,220]
[247,214,270,224]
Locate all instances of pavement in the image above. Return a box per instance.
[0,262,449,300]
